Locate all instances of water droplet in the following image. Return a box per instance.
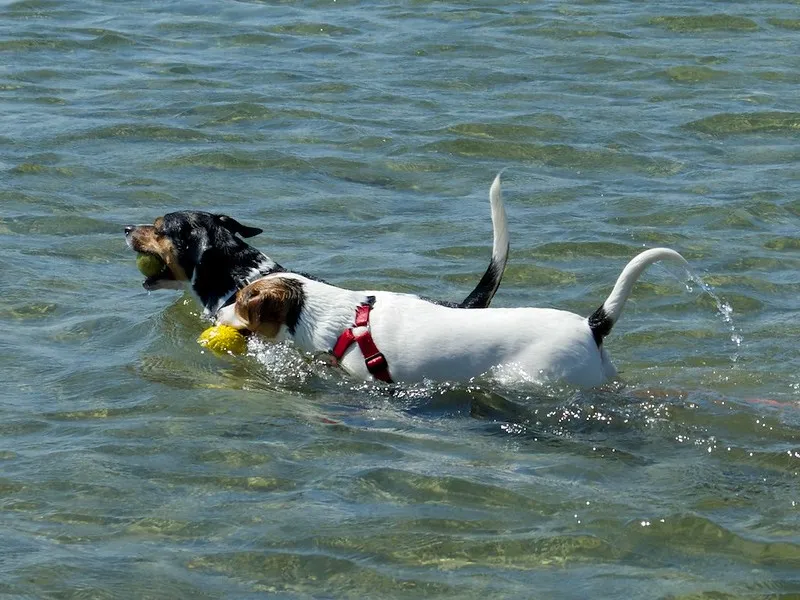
[686,272,743,362]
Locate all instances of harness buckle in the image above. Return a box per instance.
[364,352,388,375]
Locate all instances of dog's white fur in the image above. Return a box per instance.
[218,241,690,387]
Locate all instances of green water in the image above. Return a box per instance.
[1,1,798,598]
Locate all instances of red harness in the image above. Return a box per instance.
[331,299,393,383]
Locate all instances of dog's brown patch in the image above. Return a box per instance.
[128,221,189,281]
[235,278,305,338]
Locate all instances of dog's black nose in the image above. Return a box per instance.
[124,226,134,235]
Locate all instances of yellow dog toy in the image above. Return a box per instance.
[198,325,248,355]
[136,253,165,278]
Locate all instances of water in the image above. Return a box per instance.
[1,0,799,597]
[686,273,744,362]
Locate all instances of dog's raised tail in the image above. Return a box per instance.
[460,173,510,309]
[588,248,689,346]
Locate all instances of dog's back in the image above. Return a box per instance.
[342,291,615,386]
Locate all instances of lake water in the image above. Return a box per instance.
[1,1,799,598]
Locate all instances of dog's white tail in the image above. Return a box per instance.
[588,248,689,346]
[460,173,510,308]
[488,173,510,275]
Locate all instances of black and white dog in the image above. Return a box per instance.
[125,176,510,317]
[217,246,690,387]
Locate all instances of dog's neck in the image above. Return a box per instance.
[280,276,370,354]
[193,248,283,317]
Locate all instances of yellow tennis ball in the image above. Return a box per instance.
[136,253,166,278]
[198,325,248,355]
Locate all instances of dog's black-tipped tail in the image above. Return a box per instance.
[588,248,690,347]
[460,173,510,309]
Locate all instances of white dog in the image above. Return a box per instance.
[217,178,690,387]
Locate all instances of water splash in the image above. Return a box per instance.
[247,338,317,385]
[685,272,743,362]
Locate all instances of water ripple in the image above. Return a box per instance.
[686,112,800,136]
[2,0,799,596]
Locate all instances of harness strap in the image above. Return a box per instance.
[331,298,393,383]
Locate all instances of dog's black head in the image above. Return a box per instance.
[125,211,282,314]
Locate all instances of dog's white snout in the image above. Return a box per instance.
[216,304,248,330]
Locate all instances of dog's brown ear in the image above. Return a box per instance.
[215,215,263,238]
[246,287,283,330]
[236,279,304,338]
